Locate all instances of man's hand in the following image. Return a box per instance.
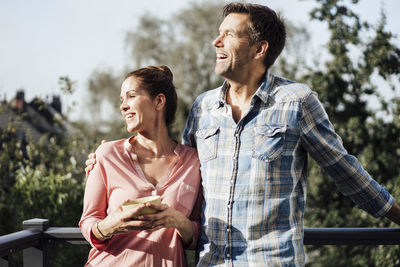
[85,140,106,177]
[385,201,400,225]
[85,153,97,177]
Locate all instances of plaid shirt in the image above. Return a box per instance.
[182,71,394,267]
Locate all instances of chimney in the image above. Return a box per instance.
[14,90,25,113]
[51,95,62,113]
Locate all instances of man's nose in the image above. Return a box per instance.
[213,35,223,47]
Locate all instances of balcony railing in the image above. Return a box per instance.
[1,218,400,267]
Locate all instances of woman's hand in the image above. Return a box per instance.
[93,202,156,241]
[138,202,194,245]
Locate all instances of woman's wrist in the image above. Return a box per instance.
[92,221,113,241]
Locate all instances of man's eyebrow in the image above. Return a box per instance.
[219,28,237,35]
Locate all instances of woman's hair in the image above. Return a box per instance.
[124,66,178,126]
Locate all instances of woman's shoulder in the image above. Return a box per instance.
[178,144,199,162]
[95,139,126,158]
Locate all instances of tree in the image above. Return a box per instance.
[0,83,93,266]
[302,0,400,266]
[85,0,310,140]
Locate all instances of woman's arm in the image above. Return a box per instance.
[80,146,155,247]
[139,187,203,247]
[139,203,195,245]
[79,150,110,248]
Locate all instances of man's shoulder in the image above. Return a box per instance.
[271,74,313,101]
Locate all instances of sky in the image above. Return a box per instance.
[1,0,399,121]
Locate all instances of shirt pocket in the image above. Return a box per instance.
[252,124,286,162]
[176,182,198,216]
[195,127,219,162]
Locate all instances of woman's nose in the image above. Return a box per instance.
[120,100,129,112]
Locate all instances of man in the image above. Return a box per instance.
[86,2,400,266]
[181,2,400,266]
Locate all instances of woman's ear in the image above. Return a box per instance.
[155,93,166,110]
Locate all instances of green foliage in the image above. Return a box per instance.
[1,1,398,266]
[58,76,76,95]
[0,128,91,231]
[273,20,310,80]
[304,0,400,266]
[0,120,26,233]
[0,111,92,265]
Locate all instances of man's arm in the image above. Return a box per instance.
[299,92,395,219]
[181,102,197,147]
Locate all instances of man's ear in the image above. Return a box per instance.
[155,93,166,110]
[254,40,268,60]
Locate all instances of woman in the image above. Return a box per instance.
[79,66,202,267]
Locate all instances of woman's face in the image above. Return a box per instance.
[120,77,157,133]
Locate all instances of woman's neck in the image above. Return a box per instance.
[132,128,176,158]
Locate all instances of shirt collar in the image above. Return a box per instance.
[215,71,275,108]
[214,81,228,109]
[254,71,275,104]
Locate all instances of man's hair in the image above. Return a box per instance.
[223,2,286,70]
[124,66,177,126]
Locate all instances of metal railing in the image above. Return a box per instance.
[1,218,400,267]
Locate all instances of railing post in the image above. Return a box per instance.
[22,219,49,267]
[0,255,11,267]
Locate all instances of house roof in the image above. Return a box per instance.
[0,90,65,142]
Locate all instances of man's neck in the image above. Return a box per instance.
[225,70,266,123]
[225,66,266,102]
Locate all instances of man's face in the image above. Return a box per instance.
[213,13,254,78]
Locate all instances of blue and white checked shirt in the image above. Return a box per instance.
[182,71,394,267]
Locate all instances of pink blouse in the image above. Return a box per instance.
[79,137,202,267]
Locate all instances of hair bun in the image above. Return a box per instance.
[157,65,173,81]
